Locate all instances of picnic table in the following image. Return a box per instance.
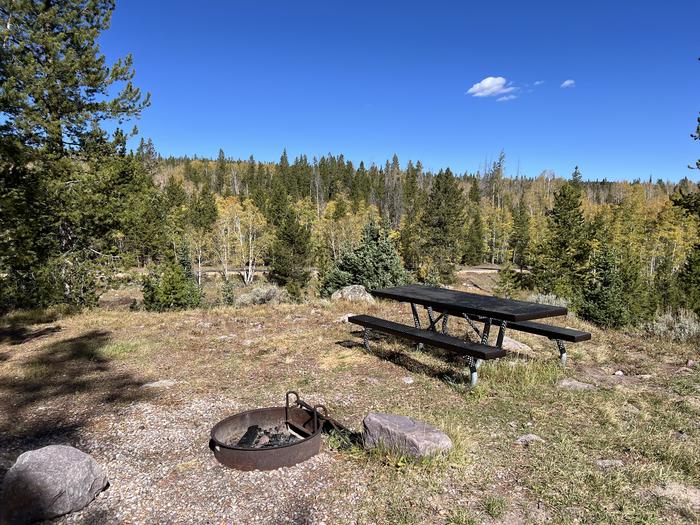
[349,284,591,387]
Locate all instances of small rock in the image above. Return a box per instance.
[596,459,624,469]
[515,434,545,446]
[363,412,453,457]
[556,378,596,391]
[401,377,414,384]
[0,445,108,524]
[141,379,176,389]
[614,370,624,376]
[242,339,254,347]
[335,313,357,323]
[501,336,532,353]
[330,285,375,303]
[687,359,696,368]
[623,403,641,414]
[655,482,700,511]
[675,367,693,374]
[673,430,688,441]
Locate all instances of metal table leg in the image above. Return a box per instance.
[495,320,508,348]
[410,303,424,351]
[556,339,567,366]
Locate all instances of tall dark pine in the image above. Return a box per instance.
[419,168,467,282]
[399,160,425,270]
[269,210,313,298]
[510,197,531,270]
[463,180,484,265]
[215,148,227,194]
[0,0,150,308]
[535,166,589,298]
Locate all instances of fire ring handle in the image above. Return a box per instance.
[285,391,321,433]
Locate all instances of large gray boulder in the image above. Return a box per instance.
[0,445,108,525]
[331,285,375,303]
[363,412,453,458]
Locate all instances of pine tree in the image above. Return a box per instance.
[0,0,150,308]
[463,180,485,265]
[320,220,410,296]
[399,161,425,270]
[535,167,590,298]
[494,262,519,299]
[578,243,627,327]
[269,210,312,298]
[419,168,467,282]
[215,148,227,194]
[510,197,531,270]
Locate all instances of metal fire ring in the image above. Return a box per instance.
[209,391,324,471]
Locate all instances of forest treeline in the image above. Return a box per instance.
[1,1,699,330]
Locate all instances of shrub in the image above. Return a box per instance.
[235,284,291,307]
[142,261,201,311]
[527,292,570,309]
[220,279,237,306]
[644,308,700,342]
[319,220,410,297]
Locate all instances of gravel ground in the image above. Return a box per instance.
[25,393,370,525]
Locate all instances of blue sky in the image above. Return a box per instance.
[100,0,699,181]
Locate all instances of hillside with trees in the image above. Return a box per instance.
[1,1,699,333]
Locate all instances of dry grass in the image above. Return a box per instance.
[1,290,698,524]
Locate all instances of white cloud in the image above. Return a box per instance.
[497,95,517,102]
[466,76,516,97]
[534,80,545,86]
[560,79,575,88]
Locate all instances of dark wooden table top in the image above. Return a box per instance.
[371,284,567,322]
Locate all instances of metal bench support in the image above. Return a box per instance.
[363,328,371,353]
[556,339,567,366]
[410,303,424,351]
[495,319,508,348]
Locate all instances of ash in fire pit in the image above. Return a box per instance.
[234,424,303,449]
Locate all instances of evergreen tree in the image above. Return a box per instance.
[419,168,467,282]
[320,220,410,296]
[510,197,531,270]
[535,167,590,298]
[463,180,485,265]
[494,262,519,299]
[399,161,425,270]
[578,243,628,327]
[0,0,150,309]
[215,148,227,194]
[269,210,313,298]
[143,261,202,312]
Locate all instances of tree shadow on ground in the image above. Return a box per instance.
[336,331,466,384]
[0,324,62,345]
[0,330,153,479]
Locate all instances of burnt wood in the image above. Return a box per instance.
[371,285,567,322]
[507,320,591,343]
[348,315,506,360]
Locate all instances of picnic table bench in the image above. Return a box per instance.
[349,284,591,386]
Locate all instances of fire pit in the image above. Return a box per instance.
[210,392,326,471]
